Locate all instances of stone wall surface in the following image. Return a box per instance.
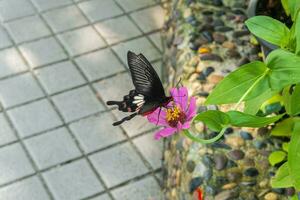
[162,0,292,199]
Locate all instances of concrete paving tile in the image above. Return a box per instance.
[94,16,141,45]
[8,99,63,138]
[0,47,27,78]
[31,0,72,11]
[111,176,161,200]
[133,132,163,170]
[43,159,103,199]
[52,86,105,122]
[58,26,106,56]
[112,37,161,64]
[0,113,17,146]
[130,6,165,33]
[75,48,124,81]
[0,0,35,21]
[90,194,112,200]
[111,109,155,137]
[43,5,88,33]
[89,143,148,187]
[5,16,51,43]
[35,61,86,94]
[0,73,44,108]
[69,113,126,154]
[19,37,67,68]
[0,176,50,200]
[0,26,12,49]
[78,0,123,22]
[115,0,156,12]
[24,127,81,169]
[0,143,34,185]
[93,73,133,104]
[149,32,163,52]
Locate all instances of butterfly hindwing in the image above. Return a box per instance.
[127,51,166,100]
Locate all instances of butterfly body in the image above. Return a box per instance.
[106,51,172,126]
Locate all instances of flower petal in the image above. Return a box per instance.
[147,108,167,126]
[187,97,196,120]
[170,88,178,99]
[154,127,177,140]
[177,87,188,110]
[182,122,191,129]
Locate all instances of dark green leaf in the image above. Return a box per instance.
[194,110,230,132]
[288,122,300,190]
[245,16,290,47]
[295,12,300,54]
[268,151,286,166]
[283,84,300,116]
[266,49,300,90]
[227,111,282,128]
[271,162,294,188]
[205,61,269,105]
[271,118,295,137]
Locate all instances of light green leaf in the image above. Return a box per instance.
[266,49,300,90]
[245,16,290,47]
[227,111,283,128]
[288,0,300,21]
[271,162,294,188]
[268,151,287,166]
[295,12,300,54]
[283,142,289,152]
[283,84,300,116]
[291,195,299,200]
[271,118,295,137]
[244,89,277,115]
[281,0,290,15]
[193,110,230,132]
[288,122,300,190]
[205,61,269,105]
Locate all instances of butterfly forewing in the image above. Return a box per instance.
[127,51,166,100]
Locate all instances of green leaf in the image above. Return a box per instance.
[205,61,269,105]
[288,0,300,21]
[245,16,290,47]
[283,84,300,116]
[295,12,300,54]
[288,122,300,190]
[291,195,299,200]
[268,151,287,166]
[283,142,289,152]
[193,110,230,132]
[281,0,290,15]
[271,118,295,137]
[266,49,300,90]
[244,89,277,115]
[227,111,283,128]
[271,162,294,188]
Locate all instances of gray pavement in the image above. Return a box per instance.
[0,0,165,199]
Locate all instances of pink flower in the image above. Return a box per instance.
[147,87,196,140]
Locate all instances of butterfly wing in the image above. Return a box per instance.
[127,51,166,100]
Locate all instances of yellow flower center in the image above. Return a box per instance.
[166,106,186,127]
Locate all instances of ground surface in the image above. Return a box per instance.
[0,0,165,199]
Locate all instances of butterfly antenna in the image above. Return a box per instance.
[113,113,138,126]
[175,77,182,88]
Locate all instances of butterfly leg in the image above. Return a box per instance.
[156,107,162,126]
[113,113,138,126]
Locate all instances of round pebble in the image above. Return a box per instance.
[227,149,245,160]
[200,53,223,62]
[244,167,259,177]
[224,127,234,135]
[202,154,213,167]
[186,160,196,173]
[222,182,237,190]
[253,140,267,149]
[213,32,227,43]
[226,159,238,168]
[257,127,269,136]
[285,187,295,196]
[227,171,242,181]
[202,66,215,76]
[215,26,233,32]
[240,131,253,140]
[205,185,217,195]
[225,136,245,148]
[214,154,228,170]
[189,177,203,192]
[203,168,213,181]
[264,192,278,200]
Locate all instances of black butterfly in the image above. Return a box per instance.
[106,51,172,126]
